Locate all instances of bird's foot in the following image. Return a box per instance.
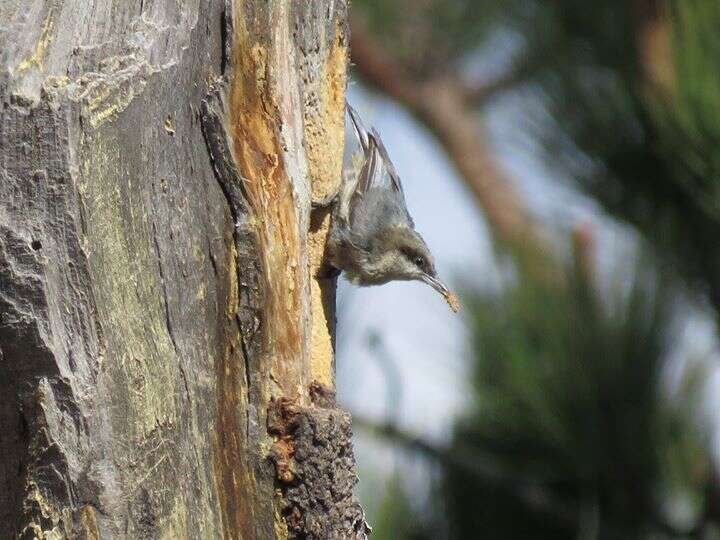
[316,264,341,280]
[311,189,339,209]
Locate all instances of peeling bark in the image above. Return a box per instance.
[0,1,363,538]
[268,384,370,540]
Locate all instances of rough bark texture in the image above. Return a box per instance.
[268,384,370,539]
[0,1,363,538]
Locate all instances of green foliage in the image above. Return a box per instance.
[516,1,720,316]
[443,252,710,538]
[370,476,435,540]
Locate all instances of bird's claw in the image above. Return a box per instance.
[311,189,340,209]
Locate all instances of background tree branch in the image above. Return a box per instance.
[350,15,545,257]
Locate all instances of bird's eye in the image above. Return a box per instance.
[414,256,425,269]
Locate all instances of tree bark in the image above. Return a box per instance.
[0,1,366,538]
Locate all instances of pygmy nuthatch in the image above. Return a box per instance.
[324,103,459,312]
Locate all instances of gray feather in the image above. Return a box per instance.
[346,102,370,152]
[329,102,448,299]
[345,105,413,228]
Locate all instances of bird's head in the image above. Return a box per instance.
[372,226,450,298]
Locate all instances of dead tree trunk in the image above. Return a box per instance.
[0,1,366,538]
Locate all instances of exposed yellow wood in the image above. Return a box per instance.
[307,12,349,388]
[16,5,56,73]
[229,6,307,400]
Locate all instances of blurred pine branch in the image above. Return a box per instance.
[349,1,720,537]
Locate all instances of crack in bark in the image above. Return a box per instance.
[200,80,262,402]
[200,78,276,537]
[237,316,254,437]
[149,186,190,404]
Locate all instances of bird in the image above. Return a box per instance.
[323,102,459,312]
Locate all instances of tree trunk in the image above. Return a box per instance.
[0,1,366,538]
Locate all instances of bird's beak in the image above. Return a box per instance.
[422,273,450,297]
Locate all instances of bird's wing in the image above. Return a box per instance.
[368,128,404,197]
[353,130,408,217]
[346,102,413,226]
[346,102,370,152]
[346,102,404,195]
